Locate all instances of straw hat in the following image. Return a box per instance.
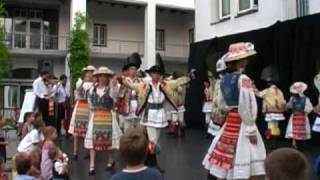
[224,42,257,63]
[82,65,96,72]
[290,82,308,94]
[93,66,114,76]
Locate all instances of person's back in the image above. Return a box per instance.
[111,167,163,180]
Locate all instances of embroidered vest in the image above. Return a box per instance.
[90,87,114,109]
[77,83,89,99]
[292,96,306,113]
[220,73,240,106]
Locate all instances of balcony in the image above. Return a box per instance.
[4,32,190,59]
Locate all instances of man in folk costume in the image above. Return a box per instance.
[285,82,312,149]
[254,70,286,149]
[312,73,320,132]
[53,75,71,137]
[85,67,122,175]
[122,65,190,171]
[68,65,96,160]
[207,57,227,137]
[203,42,266,180]
[117,53,142,132]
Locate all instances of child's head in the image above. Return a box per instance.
[120,128,148,167]
[23,112,34,123]
[32,119,45,131]
[265,148,308,180]
[48,145,59,161]
[44,126,57,141]
[15,152,32,175]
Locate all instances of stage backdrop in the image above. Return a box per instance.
[185,13,320,133]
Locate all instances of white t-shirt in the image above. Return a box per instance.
[17,129,44,153]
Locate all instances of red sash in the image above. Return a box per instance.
[292,113,306,140]
[208,112,241,170]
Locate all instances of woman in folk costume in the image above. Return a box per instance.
[85,66,122,175]
[312,73,320,132]
[207,57,227,137]
[203,80,214,126]
[285,82,312,149]
[68,65,96,160]
[254,76,286,149]
[122,65,190,170]
[203,42,266,180]
[117,53,142,132]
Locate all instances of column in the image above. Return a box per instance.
[143,1,156,70]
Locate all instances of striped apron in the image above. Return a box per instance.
[92,108,113,151]
[74,100,90,137]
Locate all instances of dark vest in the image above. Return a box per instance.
[90,87,114,109]
[292,95,306,113]
[220,73,241,106]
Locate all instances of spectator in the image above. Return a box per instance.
[15,152,35,180]
[41,126,58,180]
[111,128,163,180]
[0,115,7,163]
[17,119,45,153]
[265,148,308,180]
[0,157,8,180]
[48,145,69,180]
[21,112,35,138]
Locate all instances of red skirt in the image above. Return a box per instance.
[292,113,306,140]
[208,111,241,170]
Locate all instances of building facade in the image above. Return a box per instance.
[0,0,194,116]
[195,0,320,42]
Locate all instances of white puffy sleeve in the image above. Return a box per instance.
[305,97,313,114]
[109,80,120,102]
[238,75,258,136]
[211,81,228,124]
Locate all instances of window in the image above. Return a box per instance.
[219,0,231,19]
[189,28,194,44]
[297,0,309,17]
[93,24,107,46]
[156,29,165,50]
[238,0,258,13]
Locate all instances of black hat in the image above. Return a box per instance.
[122,52,142,71]
[146,65,164,74]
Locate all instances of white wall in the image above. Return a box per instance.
[195,0,320,42]
[113,0,194,10]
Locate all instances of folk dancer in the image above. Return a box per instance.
[53,75,71,136]
[285,82,312,149]
[312,73,320,132]
[122,65,190,171]
[68,65,96,159]
[254,78,286,149]
[117,60,141,132]
[203,42,266,180]
[85,66,122,175]
[208,58,227,137]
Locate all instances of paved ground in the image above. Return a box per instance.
[5,128,320,180]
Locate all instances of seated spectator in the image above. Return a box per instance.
[265,148,308,180]
[111,128,163,180]
[15,152,35,180]
[17,119,45,153]
[21,112,35,138]
[48,145,69,180]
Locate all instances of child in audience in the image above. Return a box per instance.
[48,145,69,180]
[21,112,35,138]
[265,148,308,180]
[111,128,163,180]
[0,115,7,163]
[17,119,45,153]
[15,152,35,180]
[41,126,58,180]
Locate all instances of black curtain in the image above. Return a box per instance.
[185,13,320,134]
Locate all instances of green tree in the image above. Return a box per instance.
[68,12,90,89]
[0,1,10,78]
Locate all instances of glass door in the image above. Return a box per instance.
[13,19,27,48]
[29,20,43,49]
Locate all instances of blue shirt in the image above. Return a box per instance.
[110,167,164,180]
[15,174,35,180]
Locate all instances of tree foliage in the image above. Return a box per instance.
[0,1,10,78]
[68,12,90,89]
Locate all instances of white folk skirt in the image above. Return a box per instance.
[285,114,311,140]
[207,121,221,136]
[313,116,320,132]
[84,111,122,150]
[141,108,168,128]
[264,113,285,122]
[202,101,213,113]
[203,122,266,179]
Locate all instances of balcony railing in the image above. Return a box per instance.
[4,32,190,58]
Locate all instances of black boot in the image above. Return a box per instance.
[145,154,165,173]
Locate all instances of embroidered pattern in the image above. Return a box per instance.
[74,99,90,137]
